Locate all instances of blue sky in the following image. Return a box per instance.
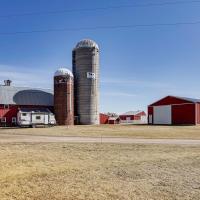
[0,0,200,113]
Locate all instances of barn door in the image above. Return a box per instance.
[153,105,172,125]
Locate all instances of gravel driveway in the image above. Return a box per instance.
[1,134,200,145]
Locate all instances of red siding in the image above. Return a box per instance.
[150,96,192,106]
[134,116,141,120]
[172,104,196,125]
[148,107,153,115]
[119,116,126,120]
[100,113,109,124]
[0,105,18,126]
[108,120,115,124]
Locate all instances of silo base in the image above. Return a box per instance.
[76,115,99,125]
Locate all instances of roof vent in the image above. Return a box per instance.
[4,80,12,86]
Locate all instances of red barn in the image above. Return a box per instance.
[119,111,147,124]
[148,96,200,125]
[0,83,53,127]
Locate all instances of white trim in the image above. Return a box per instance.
[195,103,198,125]
[148,115,153,124]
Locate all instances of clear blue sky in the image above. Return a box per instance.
[0,0,200,114]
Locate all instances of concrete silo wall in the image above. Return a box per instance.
[73,47,99,125]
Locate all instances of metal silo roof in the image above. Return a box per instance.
[75,39,99,50]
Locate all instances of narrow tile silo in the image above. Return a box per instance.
[73,39,100,125]
[54,68,74,125]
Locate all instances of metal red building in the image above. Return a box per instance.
[148,96,200,125]
[0,83,53,127]
[119,111,147,124]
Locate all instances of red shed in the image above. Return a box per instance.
[100,113,109,124]
[148,96,200,125]
[0,83,53,127]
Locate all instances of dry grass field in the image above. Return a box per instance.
[1,125,200,139]
[1,125,200,199]
[1,143,200,200]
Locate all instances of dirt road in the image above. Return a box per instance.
[1,133,200,145]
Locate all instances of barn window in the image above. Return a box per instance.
[4,105,9,109]
[22,113,27,116]
[12,117,17,123]
[1,117,6,123]
[36,116,41,120]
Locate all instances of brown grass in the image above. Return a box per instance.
[1,125,200,139]
[0,143,200,200]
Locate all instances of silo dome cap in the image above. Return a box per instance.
[75,39,99,50]
[54,68,73,77]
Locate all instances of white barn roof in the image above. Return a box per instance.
[121,111,144,116]
[0,85,53,106]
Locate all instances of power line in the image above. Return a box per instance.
[0,20,200,35]
[0,0,200,18]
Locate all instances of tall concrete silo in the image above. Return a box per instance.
[54,68,74,125]
[73,39,100,125]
